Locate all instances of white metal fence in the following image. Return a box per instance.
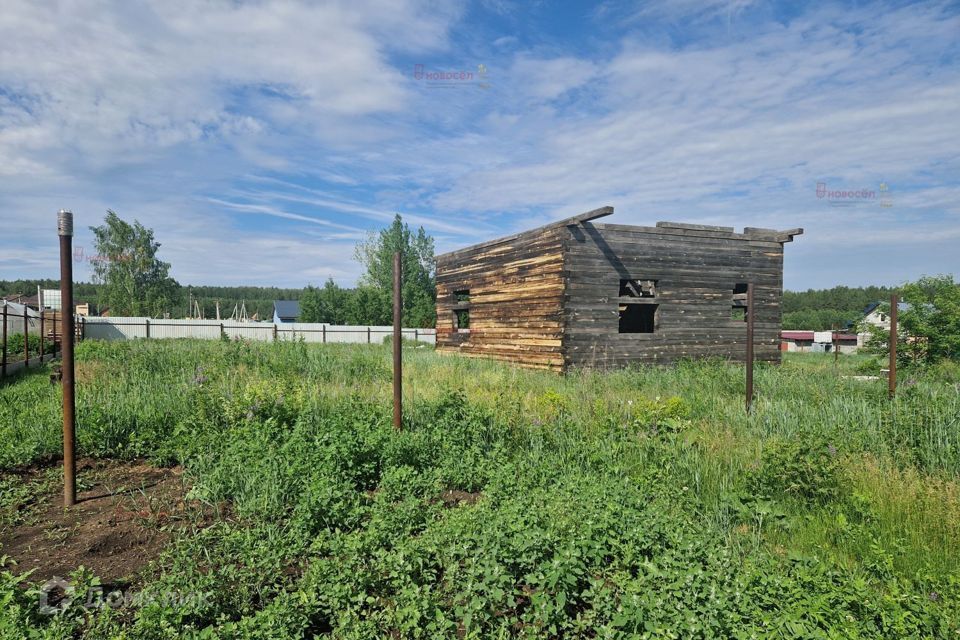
[81,317,436,345]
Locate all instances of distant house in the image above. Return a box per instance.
[780,330,860,353]
[272,300,300,324]
[4,292,91,315]
[3,293,40,310]
[859,301,911,331]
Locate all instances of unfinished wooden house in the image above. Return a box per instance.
[435,207,802,371]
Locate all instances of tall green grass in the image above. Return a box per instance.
[0,340,958,637]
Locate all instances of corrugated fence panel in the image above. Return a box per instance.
[81,318,436,345]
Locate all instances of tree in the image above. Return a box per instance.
[862,274,960,365]
[300,278,351,324]
[354,214,436,327]
[347,286,390,326]
[89,211,182,317]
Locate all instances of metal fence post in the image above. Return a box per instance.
[367,326,371,344]
[40,311,45,363]
[746,282,755,413]
[833,326,838,365]
[322,324,326,344]
[58,209,77,507]
[889,294,898,400]
[1,305,6,377]
[22,306,30,367]
[393,252,403,431]
[145,317,150,339]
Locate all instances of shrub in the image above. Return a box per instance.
[748,436,844,504]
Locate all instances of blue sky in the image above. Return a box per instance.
[1,0,958,290]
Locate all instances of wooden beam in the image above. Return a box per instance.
[563,206,615,227]
[436,206,613,261]
[775,228,804,243]
[656,221,735,233]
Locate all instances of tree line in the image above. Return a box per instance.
[6,210,952,343]
[1,211,438,328]
[782,285,896,330]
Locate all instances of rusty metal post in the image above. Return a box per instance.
[833,325,838,365]
[393,251,402,431]
[889,294,898,400]
[1,304,6,377]
[322,324,326,344]
[58,210,77,507]
[746,282,755,413]
[40,311,44,363]
[23,305,29,367]
[367,326,371,344]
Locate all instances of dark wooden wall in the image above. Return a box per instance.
[563,222,787,369]
[435,226,566,370]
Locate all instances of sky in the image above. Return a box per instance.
[1,0,958,291]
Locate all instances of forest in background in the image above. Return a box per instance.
[1,279,893,331]
[782,285,895,330]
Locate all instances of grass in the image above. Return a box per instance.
[0,338,958,637]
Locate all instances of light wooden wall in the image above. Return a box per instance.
[435,226,566,370]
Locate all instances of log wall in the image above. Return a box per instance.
[435,226,566,370]
[563,222,786,369]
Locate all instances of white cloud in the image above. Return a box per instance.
[426,4,960,234]
[0,0,458,182]
[510,56,599,101]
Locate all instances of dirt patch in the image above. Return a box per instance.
[0,458,221,586]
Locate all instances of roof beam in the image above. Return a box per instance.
[562,206,614,227]
[656,221,734,233]
[775,228,804,243]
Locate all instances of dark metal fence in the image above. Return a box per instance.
[0,305,65,378]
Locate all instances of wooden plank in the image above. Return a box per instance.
[656,221,735,233]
